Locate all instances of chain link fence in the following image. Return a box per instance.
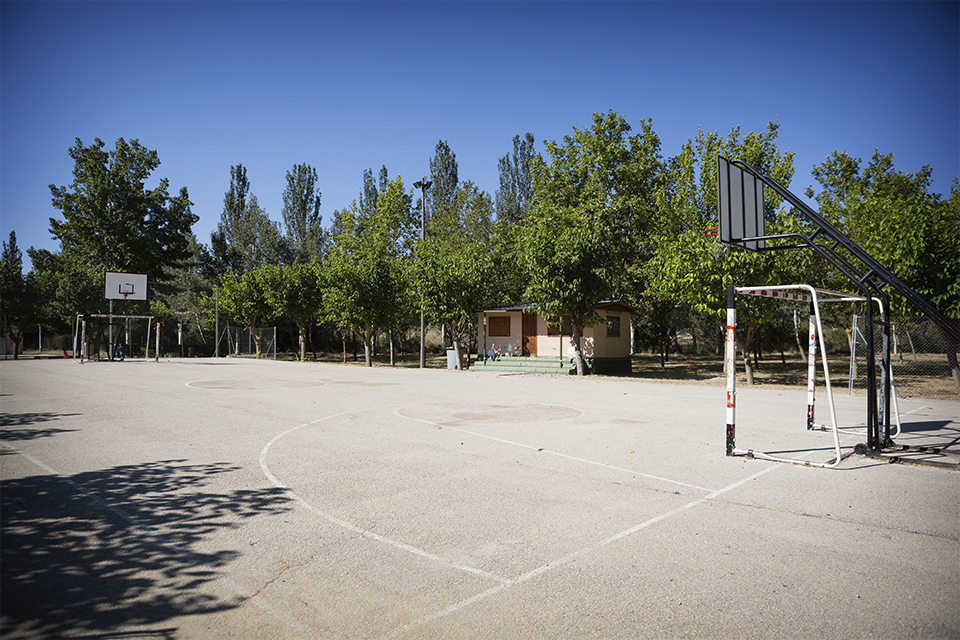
[845,316,959,399]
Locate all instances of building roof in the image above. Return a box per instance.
[479,301,637,314]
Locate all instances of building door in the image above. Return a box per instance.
[522,313,537,356]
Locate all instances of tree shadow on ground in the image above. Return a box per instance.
[1,411,82,442]
[1,459,292,638]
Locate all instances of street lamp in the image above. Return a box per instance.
[413,177,432,368]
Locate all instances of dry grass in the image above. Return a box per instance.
[627,350,959,399]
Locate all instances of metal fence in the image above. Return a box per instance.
[847,316,959,399]
[217,326,277,360]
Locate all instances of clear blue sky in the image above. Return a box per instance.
[2,1,958,270]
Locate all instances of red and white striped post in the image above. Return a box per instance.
[725,284,736,456]
[806,302,817,430]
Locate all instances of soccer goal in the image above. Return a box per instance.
[725,284,901,468]
[75,313,158,363]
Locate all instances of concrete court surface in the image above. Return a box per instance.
[1,357,957,639]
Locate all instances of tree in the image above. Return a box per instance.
[416,181,496,368]
[521,111,663,375]
[809,152,960,390]
[210,164,286,273]
[47,137,196,281]
[427,140,458,224]
[262,262,324,362]
[151,231,215,353]
[321,174,414,367]
[215,266,276,357]
[808,151,960,317]
[646,122,796,382]
[495,133,538,224]
[0,232,39,359]
[281,163,324,263]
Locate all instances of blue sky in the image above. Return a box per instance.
[2,1,958,270]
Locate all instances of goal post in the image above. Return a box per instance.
[725,284,901,468]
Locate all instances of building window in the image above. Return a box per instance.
[547,316,572,336]
[606,315,621,338]
[489,316,511,337]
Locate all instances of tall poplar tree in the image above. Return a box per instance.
[495,133,538,224]
[211,164,286,273]
[281,163,324,263]
[427,140,458,223]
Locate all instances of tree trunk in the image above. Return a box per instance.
[572,323,586,376]
[941,325,959,393]
[308,325,317,361]
[793,309,805,356]
[8,329,22,360]
[740,343,755,385]
[449,323,461,370]
[363,324,373,367]
[389,329,394,366]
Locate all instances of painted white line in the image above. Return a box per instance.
[259,406,512,586]
[382,463,782,640]
[902,404,932,416]
[394,407,715,493]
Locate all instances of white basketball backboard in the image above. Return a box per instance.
[717,155,765,252]
[104,272,147,301]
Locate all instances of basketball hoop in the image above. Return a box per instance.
[701,226,719,237]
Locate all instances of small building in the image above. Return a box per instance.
[476,301,635,374]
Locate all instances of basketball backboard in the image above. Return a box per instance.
[717,155,765,251]
[104,272,147,301]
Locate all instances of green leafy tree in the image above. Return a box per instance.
[416,181,496,368]
[25,248,103,333]
[808,151,960,317]
[216,267,276,356]
[281,163,324,263]
[521,111,663,375]
[809,152,960,389]
[321,174,414,366]
[152,231,215,353]
[646,122,796,382]
[1,232,40,359]
[47,138,196,281]
[263,262,324,362]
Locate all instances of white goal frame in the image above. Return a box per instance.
[725,284,901,468]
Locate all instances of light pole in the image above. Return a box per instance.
[413,177,432,368]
